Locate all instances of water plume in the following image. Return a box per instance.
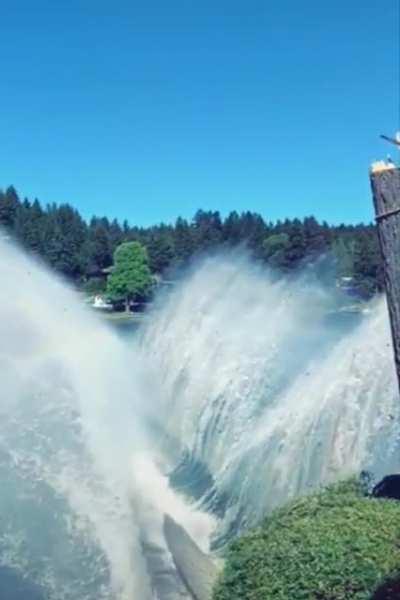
[1,238,399,597]
[140,254,400,542]
[0,238,206,599]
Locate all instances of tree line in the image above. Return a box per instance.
[0,185,383,298]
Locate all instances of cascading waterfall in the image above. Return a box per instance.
[139,255,400,543]
[1,239,399,598]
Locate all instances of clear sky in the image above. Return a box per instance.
[1,1,399,226]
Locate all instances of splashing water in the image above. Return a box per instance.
[1,240,399,597]
[0,239,214,599]
[139,255,400,542]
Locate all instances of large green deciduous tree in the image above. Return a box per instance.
[106,241,152,310]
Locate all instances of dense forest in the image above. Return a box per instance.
[0,185,383,298]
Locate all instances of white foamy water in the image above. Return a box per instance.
[140,255,400,540]
[1,239,399,597]
[0,239,214,600]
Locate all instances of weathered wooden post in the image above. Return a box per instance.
[370,163,400,391]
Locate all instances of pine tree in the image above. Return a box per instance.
[147,232,174,273]
[0,186,21,231]
[174,217,195,263]
[15,198,44,253]
[87,219,113,273]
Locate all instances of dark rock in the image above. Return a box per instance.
[372,475,400,501]
[372,578,400,599]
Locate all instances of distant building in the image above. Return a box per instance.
[92,295,113,310]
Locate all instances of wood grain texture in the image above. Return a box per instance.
[370,167,400,392]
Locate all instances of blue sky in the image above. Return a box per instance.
[1,1,398,226]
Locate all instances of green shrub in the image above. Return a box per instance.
[81,277,106,295]
[213,479,400,600]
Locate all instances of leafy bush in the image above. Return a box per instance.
[213,479,400,600]
[81,277,106,295]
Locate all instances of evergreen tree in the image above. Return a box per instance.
[303,216,328,256]
[109,218,123,250]
[284,218,307,266]
[223,211,242,245]
[87,218,113,273]
[0,181,385,298]
[174,217,195,263]
[240,212,267,254]
[353,229,383,296]
[193,210,223,250]
[45,204,88,278]
[15,198,44,253]
[147,232,174,273]
[0,186,21,231]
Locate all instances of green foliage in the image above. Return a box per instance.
[213,480,400,600]
[86,218,113,271]
[0,184,384,297]
[173,217,196,264]
[0,186,20,230]
[147,231,175,273]
[81,277,106,295]
[44,204,88,279]
[193,209,223,250]
[106,241,152,304]
[333,237,356,278]
[263,233,290,267]
[15,198,45,254]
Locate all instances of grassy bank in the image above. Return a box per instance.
[213,479,400,600]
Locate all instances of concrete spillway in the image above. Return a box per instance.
[141,540,192,600]
[163,515,220,600]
